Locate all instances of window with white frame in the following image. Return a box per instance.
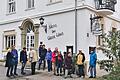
[27,0,34,9]
[8,0,16,13]
[49,0,62,3]
[5,35,16,49]
[26,31,34,51]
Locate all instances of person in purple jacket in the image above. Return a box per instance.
[64,52,73,79]
[11,45,18,76]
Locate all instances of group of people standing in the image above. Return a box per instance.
[5,45,18,77]
[20,47,38,75]
[37,44,97,79]
[5,46,38,77]
[76,48,97,78]
[38,44,64,76]
[5,43,97,79]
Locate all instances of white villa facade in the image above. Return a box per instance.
[0,0,120,73]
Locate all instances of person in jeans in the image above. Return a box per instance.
[29,48,38,75]
[38,42,43,69]
[45,48,52,72]
[56,51,63,76]
[5,48,15,77]
[20,47,27,75]
[76,50,85,78]
[89,47,97,78]
[11,45,18,76]
[64,52,73,79]
[38,44,47,70]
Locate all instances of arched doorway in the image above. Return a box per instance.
[19,18,39,52]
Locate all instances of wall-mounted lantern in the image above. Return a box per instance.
[90,14,103,35]
[39,17,47,33]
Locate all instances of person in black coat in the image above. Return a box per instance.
[20,47,28,75]
[5,49,15,77]
[38,44,47,70]
[38,43,43,70]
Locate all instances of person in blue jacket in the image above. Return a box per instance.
[45,48,52,72]
[11,45,18,76]
[20,47,28,75]
[89,47,97,78]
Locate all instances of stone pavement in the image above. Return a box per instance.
[0,62,106,80]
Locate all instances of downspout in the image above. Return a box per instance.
[75,0,77,54]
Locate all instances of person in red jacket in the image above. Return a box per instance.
[52,47,59,75]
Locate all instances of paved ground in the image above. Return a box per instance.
[0,62,106,80]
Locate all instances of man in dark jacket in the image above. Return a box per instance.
[39,42,43,58]
[38,42,43,70]
[11,45,18,76]
[20,47,27,75]
[38,44,47,70]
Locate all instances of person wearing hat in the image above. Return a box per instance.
[20,47,28,75]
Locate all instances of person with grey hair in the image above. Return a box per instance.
[29,48,38,75]
[11,45,18,76]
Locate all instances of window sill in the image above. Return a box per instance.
[25,7,35,11]
[6,12,16,16]
[46,1,62,6]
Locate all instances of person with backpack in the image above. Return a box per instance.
[76,50,85,78]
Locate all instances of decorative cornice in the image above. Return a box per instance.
[0,5,120,25]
